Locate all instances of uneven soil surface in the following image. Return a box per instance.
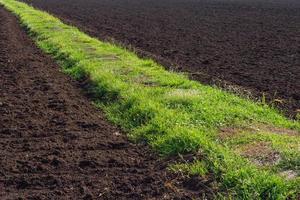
[22,0,300,117]
[0,7,213,199]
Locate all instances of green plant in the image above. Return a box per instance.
[1,0,299,198]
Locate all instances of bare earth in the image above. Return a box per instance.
[0,6,212,199]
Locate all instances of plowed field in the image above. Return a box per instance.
[0,6,210,199]
[22,0,300,117]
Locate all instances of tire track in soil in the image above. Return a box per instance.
[0,7,212,199]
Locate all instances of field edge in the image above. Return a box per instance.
[1,0,299,199]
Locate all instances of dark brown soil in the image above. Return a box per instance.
[22,0,300,118]
[0,7,214,199]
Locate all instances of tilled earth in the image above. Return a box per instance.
[0,7,213,199]
[22,0,300,117]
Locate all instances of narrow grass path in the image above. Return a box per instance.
[1,0,299,199]
[0,6,204,199]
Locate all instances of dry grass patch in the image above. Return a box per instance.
[236,141,281,166]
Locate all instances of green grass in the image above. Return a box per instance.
[1,0,299,198]
[221,126,300,173]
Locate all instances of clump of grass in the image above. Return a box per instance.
[1,0,299,198]
[169,160,209,176]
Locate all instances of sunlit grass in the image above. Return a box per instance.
[1,0,299,198]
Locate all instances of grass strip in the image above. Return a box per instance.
[1,0,299,198]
